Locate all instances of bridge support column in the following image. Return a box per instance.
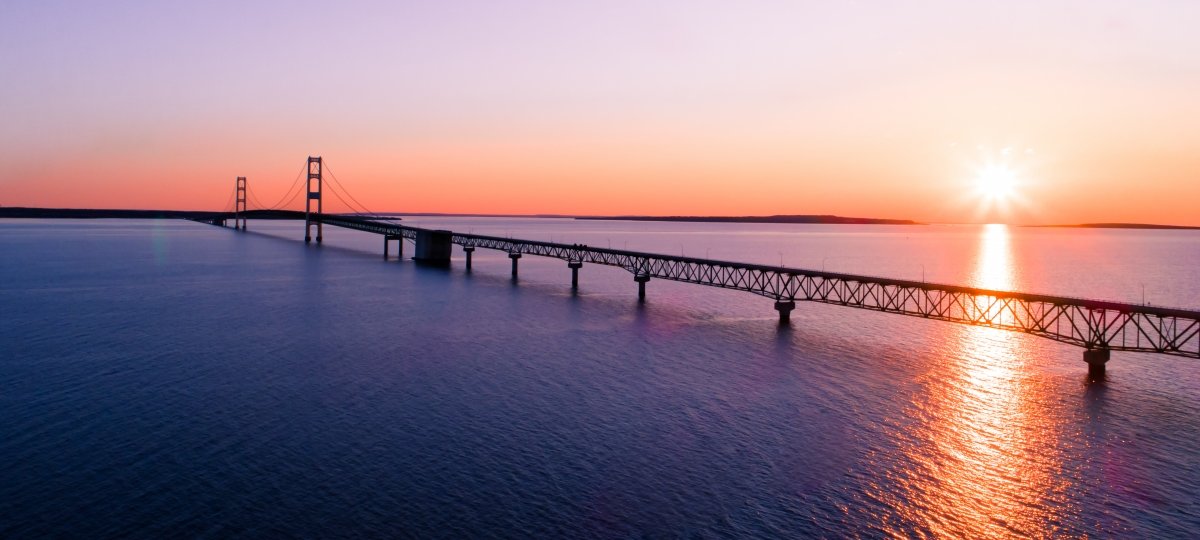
[384,235,402,260]
[774,300,796,325]
[635,274,650,302]
[568,261,583,290]
[509,252,522,279]
[464,246,475,270]
[1084,348,1110,380]
[414,230,452,266]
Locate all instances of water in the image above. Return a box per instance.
[1,218,1198,538]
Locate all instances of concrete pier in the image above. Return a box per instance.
[464,246,475,270]
[774,300,796,324]
[383,234,401,260]
[635,274,650,302]
[568,261,583,290]
[413,230,451,266]
[1084,348,1110,380]
[509,252,522,279]
[382,235,392,259]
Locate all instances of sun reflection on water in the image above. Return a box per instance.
[972,224,1015,291]
[876,224,1075,537]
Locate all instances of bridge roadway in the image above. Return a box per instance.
[210,211,1200,374]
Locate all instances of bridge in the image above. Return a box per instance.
[198,157,1199,379]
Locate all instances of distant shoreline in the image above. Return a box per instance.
[575,214,921,225]
[1029,223,1200,231]
[1,208,1196,230]
[0,207,224,220]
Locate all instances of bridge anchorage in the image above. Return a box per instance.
[203,156,1200,379]
[412,229,453,266]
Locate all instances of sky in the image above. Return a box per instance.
[2,0,1198,225]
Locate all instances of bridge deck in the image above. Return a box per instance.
[219,212,1200,359]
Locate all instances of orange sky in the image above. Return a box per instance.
[3,2,1199,225]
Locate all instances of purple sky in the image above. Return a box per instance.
[3,1,1198,223]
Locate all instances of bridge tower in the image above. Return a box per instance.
[234,176,247,230]
[304,156,323,243]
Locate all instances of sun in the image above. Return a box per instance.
[974,164,1018,200]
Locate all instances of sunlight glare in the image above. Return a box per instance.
[974,164,1018,201]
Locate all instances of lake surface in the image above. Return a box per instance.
[2,218,1199,538]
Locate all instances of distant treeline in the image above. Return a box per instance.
[576,214,921,225]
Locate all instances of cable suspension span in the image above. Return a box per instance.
[276,183,307,212]
[323,178,367,216]
[322,162,383,218]
[219,185,236,214]
[245,187,270,211]
[262,163,309,210]
[194,157,1200,380]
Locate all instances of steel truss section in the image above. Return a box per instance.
[309,214,1200,359]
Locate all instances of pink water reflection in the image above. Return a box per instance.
[873,225,1078,537]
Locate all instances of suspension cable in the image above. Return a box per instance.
[322,162,383,218]
[327,179,375,217]
[245,186,270,210]
[322,178,369,216]
[262,162,309,210]
[220,185,235,213]
[276,183,306,211]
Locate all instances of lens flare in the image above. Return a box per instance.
[974,164,1018,201]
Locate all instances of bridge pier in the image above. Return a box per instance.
[1084,348,1110,380]
[509,252,522,279]
[774,300,796,325]
[568,261,583,290]
[414,230,452,266]
[464,246,475,271]
[384,234,402,260]
[635,274,650,302]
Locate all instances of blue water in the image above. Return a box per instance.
[2,218,1198,538]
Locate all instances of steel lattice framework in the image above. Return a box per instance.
[306,214,1200,359]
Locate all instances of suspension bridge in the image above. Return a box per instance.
[197,156,1200,379]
